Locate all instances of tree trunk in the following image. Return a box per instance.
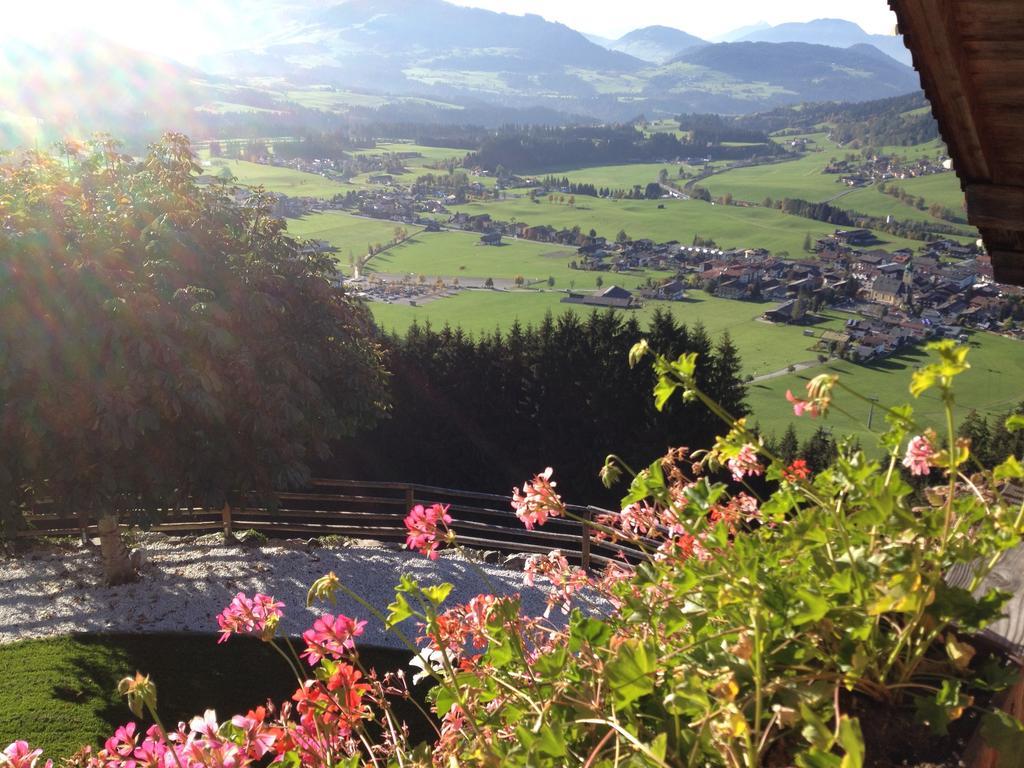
[98,514,137,585]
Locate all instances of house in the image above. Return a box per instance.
[834,229,875,247]
[762,301,804,324]
[869,275,909,307]
[560,285,639,310]
[656,280,687,301]
[480,232,503,246]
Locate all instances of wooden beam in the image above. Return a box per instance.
[966,184,1024,230]
[990,250,1024,287]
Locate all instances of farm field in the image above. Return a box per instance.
[838,184,976,237]
[891,171,967,213]
[209,159,351,197]
[746,331,1024,446]
[285,211,408,258]
[452,195,926,254]
[370,289,849,378]
[557,162,684,189]
[362,230,666,288]
[702,152,846,204]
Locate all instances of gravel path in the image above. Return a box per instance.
[0,535,550,648]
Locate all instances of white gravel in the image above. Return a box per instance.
[0,534,549,648]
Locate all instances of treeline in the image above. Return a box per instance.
[467,125,782,173]
[675,113,771,145]
[726,92,939,147]
[327,310,749,506]
[959,406,1024,469]
[537,177,664,200]
[776,197,974,242]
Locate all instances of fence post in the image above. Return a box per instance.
[221,502,233,542]
[580,507,592,571]
[405,485,415,512]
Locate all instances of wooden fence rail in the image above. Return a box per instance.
[16,479,640,570]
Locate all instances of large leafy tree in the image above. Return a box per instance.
[0,134,387,575]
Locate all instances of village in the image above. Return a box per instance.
[205,150,1023,369]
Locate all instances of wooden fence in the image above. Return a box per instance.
[16,479,641,570]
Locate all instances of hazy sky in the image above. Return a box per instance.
[446,0,899,39]
[0,0,900,63]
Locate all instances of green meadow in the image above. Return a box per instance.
[891,172,967,212]
[745,331,1024,446]
[362,230,667,288]
[702,153,848,204]
[210,159,352,197]
[285,211,408,257]
[451,195,924,254]
[370,289,849,378]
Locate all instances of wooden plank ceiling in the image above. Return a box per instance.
[890,0,1024,285]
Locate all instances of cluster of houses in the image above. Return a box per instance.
[823,154,953,188]
[558,232,1023,364]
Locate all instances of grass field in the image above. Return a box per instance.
[362,230,667,288]
[837,184,976,238]
[210,159,352,198]
[702,153,846,204]
[452,195,925,254]
[891,172,967,213]
[557,163,677,190]
[746,331,1024,446]
[371,290,850,378]
[0,633,425,760]
[285,211,410,259]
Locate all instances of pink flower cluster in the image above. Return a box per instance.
[216,592,284,644]
[54,709,273,768]
[727,443,764,483]
[786,374,837,418]
[511,467,567,530]
[523,550,591,616]
[3,741,52,768]
[405,502,453,559]
[301,613,368,666]
[903,434,936,476]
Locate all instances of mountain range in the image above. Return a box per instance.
[0,1,922,141]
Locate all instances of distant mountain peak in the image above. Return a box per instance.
[607,25,707,63]
[738,18,911,65]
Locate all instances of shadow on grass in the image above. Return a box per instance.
[51,633,435,750]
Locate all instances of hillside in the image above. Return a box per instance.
[607,25,708,63]
[671,42,919,104]
[738,18,912,65]
[201,3,922,120]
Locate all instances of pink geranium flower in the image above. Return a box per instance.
[404,503,453,560]
[216,592,284,644]
[727,443,764,483]
[301,613,367,665]
[903,434,936,476]
[2,741,53,768]
[786,389,821,418]
[511,467,567,530]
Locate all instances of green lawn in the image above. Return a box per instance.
[0,634,427,760]
[451,196,924,254]
[745,331,1024,446]
[285,212,411,260]
[371,290,848,378]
